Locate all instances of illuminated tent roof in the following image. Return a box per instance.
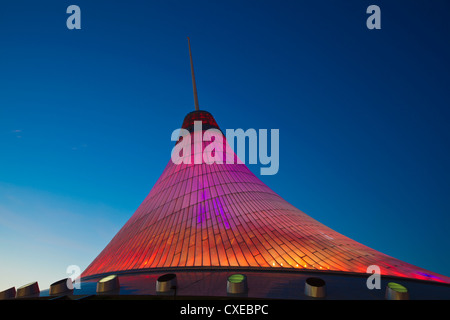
[81,110,450,284]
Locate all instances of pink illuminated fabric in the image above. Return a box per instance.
[82,111,450,284]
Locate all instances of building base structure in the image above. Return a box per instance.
[17,267,448,300]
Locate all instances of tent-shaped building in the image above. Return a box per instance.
[75,108,450,300]
[3,40,449,300]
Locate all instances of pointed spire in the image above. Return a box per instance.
[187,37,200,111]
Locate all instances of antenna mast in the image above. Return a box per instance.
[187,37,200,111]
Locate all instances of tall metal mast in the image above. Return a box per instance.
[187,37,200,111]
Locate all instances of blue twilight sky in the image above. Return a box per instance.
[1,0,450,290]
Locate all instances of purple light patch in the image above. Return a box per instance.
[416,272,440,280]
[197,198,207,223]
[213,197,230,229]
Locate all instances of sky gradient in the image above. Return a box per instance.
[1,0,450,290]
